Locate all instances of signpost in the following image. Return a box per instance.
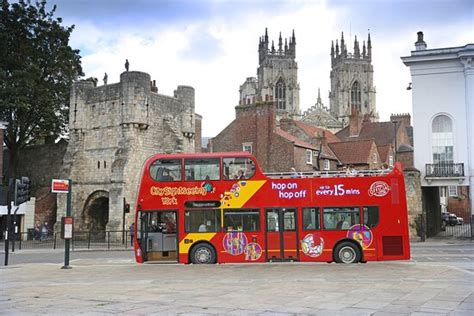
[53,179,73,269]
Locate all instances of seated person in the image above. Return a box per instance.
[149,220,160,232]
[341,217,351,229]
[160,169,174,181]
[198,223,207,232]
[164,216,176,233]
[236,170,244,179]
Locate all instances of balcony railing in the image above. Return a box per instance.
[425,163,464,178]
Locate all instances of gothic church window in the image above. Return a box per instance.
[350,81,361,110]
[275,78,286,110]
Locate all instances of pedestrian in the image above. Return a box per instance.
[41,222,49,241]
[130,223,134,246]
[34,221,41,240]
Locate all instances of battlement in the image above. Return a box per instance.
[120,71,151,86]
[258,28,296,64]
[331,31,372,66]
[390,113,411,126]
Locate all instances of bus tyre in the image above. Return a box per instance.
[190,243,216,264]
[334,242,361,264]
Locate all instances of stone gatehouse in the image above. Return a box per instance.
[57,71,201,232]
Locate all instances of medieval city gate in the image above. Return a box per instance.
[83,190,109,233]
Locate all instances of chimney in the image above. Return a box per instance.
[390,113,411,127]
[415,31,427,51]
[349,106,361,137]
[320,131,328,146]
[279,116,294,131]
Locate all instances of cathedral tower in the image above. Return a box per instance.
[240,28,300,117]
[329,32,377,124]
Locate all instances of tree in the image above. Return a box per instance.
[0,0,83,178]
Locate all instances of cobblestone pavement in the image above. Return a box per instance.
[1,243,473,315]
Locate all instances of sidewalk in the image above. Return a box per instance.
[1,257,473,315]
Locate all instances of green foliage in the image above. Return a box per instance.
[0,0,83,176]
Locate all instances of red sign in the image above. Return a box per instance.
[52,179,69,193]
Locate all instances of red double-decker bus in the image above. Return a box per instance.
[133,152,410,264]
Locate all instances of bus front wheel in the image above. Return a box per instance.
[334,242,361,264]
[190,243,216,264]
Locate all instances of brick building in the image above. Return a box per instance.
[336,110,413,169]
[210,102,339,172]
[329,139,381,170]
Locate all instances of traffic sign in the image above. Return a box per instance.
[52,179,69,193]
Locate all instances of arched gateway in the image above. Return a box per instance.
[83,190,109,232]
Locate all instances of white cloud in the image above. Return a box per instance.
[67,0,473,137]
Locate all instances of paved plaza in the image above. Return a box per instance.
[1,242,473,315]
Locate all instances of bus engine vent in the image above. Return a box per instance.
[382,236,403,256]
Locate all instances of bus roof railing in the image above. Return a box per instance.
[263,168,392,179]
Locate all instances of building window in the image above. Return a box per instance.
[432,115,453,164]
[275,78,286,110]
[242,143,252,154]
[389,155,394,167]
[324,159,330,171]
[306,149,312,164]
[350,81,361,110]
[448,185,458,197]
[372,152,378,163]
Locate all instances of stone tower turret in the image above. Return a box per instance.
[329,31,377,125]
[57,69,198,234]
[245,28,300,118]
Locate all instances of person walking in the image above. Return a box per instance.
[41,222,49,241]
[129,223,134,246]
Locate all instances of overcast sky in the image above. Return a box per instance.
[48,0,473,137]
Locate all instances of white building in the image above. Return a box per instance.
[401,32,474,219]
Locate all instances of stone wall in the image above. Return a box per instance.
[57,71,198,233]
[404,167,423,240]
[2,141,67,231]
[398,150,414,169]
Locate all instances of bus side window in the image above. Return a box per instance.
[303,207,320,230]
[223,157,256,180]
[150,159,182,182]
[363,206,379,228]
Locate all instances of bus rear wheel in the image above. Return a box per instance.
[190,243,216,264]
[334,242,361,264]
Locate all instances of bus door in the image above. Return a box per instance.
[139,210,178,263]
[265,208,298,261]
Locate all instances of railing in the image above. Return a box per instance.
[425,163,464,177]
[437,208,472,239]
[0,230,133,251]
[264,168,391,179]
